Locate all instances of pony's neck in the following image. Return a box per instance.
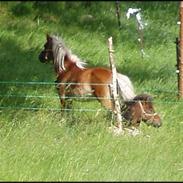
[64,56,78,71]
[55,55,81,75]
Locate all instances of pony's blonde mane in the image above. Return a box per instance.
[51,35,86,73]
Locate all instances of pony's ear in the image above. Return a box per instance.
[46,34,49,39]
[125,100,135,106]
[46,34,51,41]
[133,94,153,102]
[146,95,153,101]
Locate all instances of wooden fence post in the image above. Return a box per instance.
[175,37,180,98]
[108,37,123,132]
[179,1,183,98]
[115,0,121,30]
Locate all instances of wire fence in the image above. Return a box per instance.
[0,80,183,112]
[0,80,178,93]
[0,80,111,112]
[0,81,111,86]
[0,106,105,112]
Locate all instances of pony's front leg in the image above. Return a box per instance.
[59,93,66,108]
[55,82,66,109]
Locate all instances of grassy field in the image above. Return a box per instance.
[1,1,183,181]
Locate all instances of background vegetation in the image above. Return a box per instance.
[0,1,183,181]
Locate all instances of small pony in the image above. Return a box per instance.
[39,34,161,128]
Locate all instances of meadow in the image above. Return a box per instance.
[0,1,183,181]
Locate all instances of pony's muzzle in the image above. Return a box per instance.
[150,115,162,128]
[152,121,162,128]
[39,51,47,63]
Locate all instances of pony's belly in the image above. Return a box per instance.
[74,85,94,96]
[66,84,94,97]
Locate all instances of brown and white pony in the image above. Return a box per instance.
[39,34,161,128]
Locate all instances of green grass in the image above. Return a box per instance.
[0,1,183,181]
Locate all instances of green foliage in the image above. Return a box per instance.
[0,1,182,181]
[11,2,33,16]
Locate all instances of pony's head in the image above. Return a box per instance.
[39,34,86,74]
[122,94,162,128]
[39,34,54,63]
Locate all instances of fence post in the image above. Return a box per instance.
[115,0,121,30]
[179,2,183,98]
[108,37,123,132]
[175,37,180,97]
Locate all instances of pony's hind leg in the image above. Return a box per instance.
[94,86,114,111]
[99,98,113,111]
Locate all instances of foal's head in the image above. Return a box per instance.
[122,94,162,128]
[39,34,54,63]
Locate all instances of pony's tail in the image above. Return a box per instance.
[116,73,136,102]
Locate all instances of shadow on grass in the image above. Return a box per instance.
[0,36,57,109]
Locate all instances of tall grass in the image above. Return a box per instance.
[0,1,183,181]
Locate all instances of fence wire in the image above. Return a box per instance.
[0,80,182,112]
[0,106,105,112]
[0,81,111,86]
